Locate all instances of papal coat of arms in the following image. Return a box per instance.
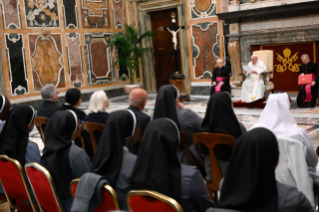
[275,48,301,73]
[190,0,216,19]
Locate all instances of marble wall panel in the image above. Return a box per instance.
[66,33,84,87]
[112,0,125,29]
[24,0,59,28]
[84,33,115,85]
[62,0,78,28]
[5,33,29,95]
[28,34,66,91]
[126,0,137,27]
[81,0,111,29]
[190,0,216,20]
[191,22,218,79]
[1,0,21,29]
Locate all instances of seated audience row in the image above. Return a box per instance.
[0,85,317,212]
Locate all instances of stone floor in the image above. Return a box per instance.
[2,94,319,211]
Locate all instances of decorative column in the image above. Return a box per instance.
[228,23,242,85]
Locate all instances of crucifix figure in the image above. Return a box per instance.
[167,27,181,50]
[159,12,189,73]
[158,12,190,102]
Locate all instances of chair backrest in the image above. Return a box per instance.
[72,124,85,149]
[0,155,38,212]
[253,50,274,78]
[35,116,49,141]
[83,122,105,153]
[25,163,64,212]
[179,131,206,177]
[127,190,183,212]
[192,133,236,189]
[70,179,120,212]
[275,137,315,207]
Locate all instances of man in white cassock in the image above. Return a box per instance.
[242,55,267,102]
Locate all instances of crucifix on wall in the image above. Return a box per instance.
[159,12,190,101]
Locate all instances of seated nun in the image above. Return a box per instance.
[0,105,41,195]
[197,92,245,181]
[61,88,86,121]
[152,85,202,165]
[131,118,215,212]
[41,110,91,212]
[251,93,319,190]
[90,110,139,210]
[213,128,313,212]
[0,95,11,132]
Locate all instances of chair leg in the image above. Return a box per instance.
[206,184,213,201]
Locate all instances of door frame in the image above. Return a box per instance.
[136,0,191,93]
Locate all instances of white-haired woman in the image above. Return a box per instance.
[85,90,110,125]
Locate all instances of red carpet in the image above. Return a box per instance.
[233,98,266,109]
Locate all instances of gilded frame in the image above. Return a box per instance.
[24,162,64,212]
[69,178,120,210]
[127,190,184,212]
[0,155,38,212]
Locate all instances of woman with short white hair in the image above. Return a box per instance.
[85,90,110,125]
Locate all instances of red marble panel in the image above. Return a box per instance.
[1,0,20,28]
[112,0,124,29]
[66,34,84,87]
[90,39,109,77]
[192,23,218,78]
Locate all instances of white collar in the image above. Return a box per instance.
[123,146,129,151]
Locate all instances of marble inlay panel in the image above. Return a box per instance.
[28,34,66,91]
[81,0,111,29]
[5,33,29,95]
[1,0,21,29]
[62,0,78,28]
[190,0,216,20]
[84,33,115,85]
[24,0,60,28]
[66,33,84,87]
[191,22,218,79]
[112,0,125,29]
[126,0,137,27]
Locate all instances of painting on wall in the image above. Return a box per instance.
[66,33,84,87]
[112,0,125,29]
[84,33,115,85]
[81,0,111,29]
[5,33,29,95]
[1,0,21,29]
[28,34,66,91]
[24,0,60,28]
[62,0,78,28]
[191,22,218,79]
[190,0,216,20]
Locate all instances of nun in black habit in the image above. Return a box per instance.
[91,110,139,210]
[41,110,91,212]
[131,118,215,212]
[152,85,203,165]
[197,92,245,181]
[0,105,41,195]
[215,128,313,212]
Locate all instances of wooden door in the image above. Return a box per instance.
[151,8,181,91]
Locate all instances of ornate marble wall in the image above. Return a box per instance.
[0,0,138,102]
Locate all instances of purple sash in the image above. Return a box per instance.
[215,77,226,93]
[304,73,315,103]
